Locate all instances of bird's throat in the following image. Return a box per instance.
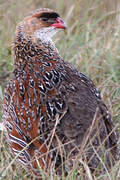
[34,27,59,43]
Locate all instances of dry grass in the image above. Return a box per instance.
[0,0,120,179]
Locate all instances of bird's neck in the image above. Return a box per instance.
[12,26,59,67]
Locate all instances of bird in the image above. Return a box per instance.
[2,8,119,178]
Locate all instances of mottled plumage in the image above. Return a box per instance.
[2,8,118,177]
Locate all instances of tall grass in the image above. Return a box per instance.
[0,0,120,179]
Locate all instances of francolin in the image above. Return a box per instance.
[2,8,118,177]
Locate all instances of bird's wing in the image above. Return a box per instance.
[57,65,119,162]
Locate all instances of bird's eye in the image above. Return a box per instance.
[41,17,49,22]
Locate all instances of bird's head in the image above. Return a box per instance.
[16,8,66,43]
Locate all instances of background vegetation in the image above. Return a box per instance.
[0,0,120,179]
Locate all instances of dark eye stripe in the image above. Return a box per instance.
[41,17,49,22]
[40,12,60,20]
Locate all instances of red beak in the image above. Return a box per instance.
[51,17,67,29]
